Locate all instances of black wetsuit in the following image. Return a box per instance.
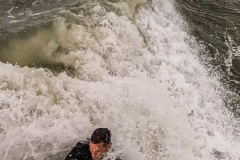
[65,141,92,160]
[65,141,123,160]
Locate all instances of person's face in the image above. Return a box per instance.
[89,141,112,160]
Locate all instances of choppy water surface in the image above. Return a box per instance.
[176,0,240,115]
[0,0,240,160]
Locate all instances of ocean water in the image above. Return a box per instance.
[0,0,240,160]
[176,0,240,115]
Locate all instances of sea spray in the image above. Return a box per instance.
[0,0,239,159]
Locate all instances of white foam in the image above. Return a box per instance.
[0,0,240,160]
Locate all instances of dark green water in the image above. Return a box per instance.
[175,0,240,116]
[0,0,86,75]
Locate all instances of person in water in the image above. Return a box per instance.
[65,128,122,160]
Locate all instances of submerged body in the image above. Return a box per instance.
[65,141,123,160]
[65,128,123,160]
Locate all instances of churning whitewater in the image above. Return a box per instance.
[0,0,240,160]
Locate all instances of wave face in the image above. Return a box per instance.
[175,0,240,115]
[0,0,240,159]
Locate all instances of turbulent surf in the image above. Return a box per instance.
[0,0,240,160]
